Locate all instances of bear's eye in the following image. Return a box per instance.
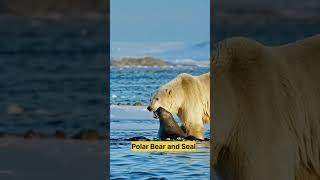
[156,98,159,101]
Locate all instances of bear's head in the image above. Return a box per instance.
[147,78,185,118]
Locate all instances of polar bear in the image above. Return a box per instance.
[212,35,320,180]
[147,72,210,139]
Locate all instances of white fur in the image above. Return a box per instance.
[149,72,210,139]
[212,35,320,180]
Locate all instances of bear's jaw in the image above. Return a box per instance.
[153,110,159,119]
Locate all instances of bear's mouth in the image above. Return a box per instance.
[153,107,163,119]
[153,111,159,119]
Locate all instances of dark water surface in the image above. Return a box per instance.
[0,16,108,135]
[215,19,320,46]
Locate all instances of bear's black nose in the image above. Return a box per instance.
[147,106,152,111]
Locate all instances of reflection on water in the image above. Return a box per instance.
[110,116,210,179]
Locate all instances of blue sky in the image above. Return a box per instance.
[111,0,210,43]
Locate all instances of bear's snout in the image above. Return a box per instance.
[147,106,152,111]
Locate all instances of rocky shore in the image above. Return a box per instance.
[111,57,172,68]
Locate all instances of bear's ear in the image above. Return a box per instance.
[165,88,172,95]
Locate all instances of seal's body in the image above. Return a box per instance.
[156,107,186,139]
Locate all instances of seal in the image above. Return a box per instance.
[155,107,187,139]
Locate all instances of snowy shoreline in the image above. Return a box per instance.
[110,105,155,121]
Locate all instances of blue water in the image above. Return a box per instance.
[110,116,210,180]
[110,63,210,179]
[110,66,209,105]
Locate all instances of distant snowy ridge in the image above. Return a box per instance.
[111,41,210,62]
[111,57,209,68]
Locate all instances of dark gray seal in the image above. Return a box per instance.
[155,107,187,139]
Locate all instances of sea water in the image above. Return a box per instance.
[110,66,209,105]
[110,105,210,180]
[0,17,107,136]
[110,64,210,179]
